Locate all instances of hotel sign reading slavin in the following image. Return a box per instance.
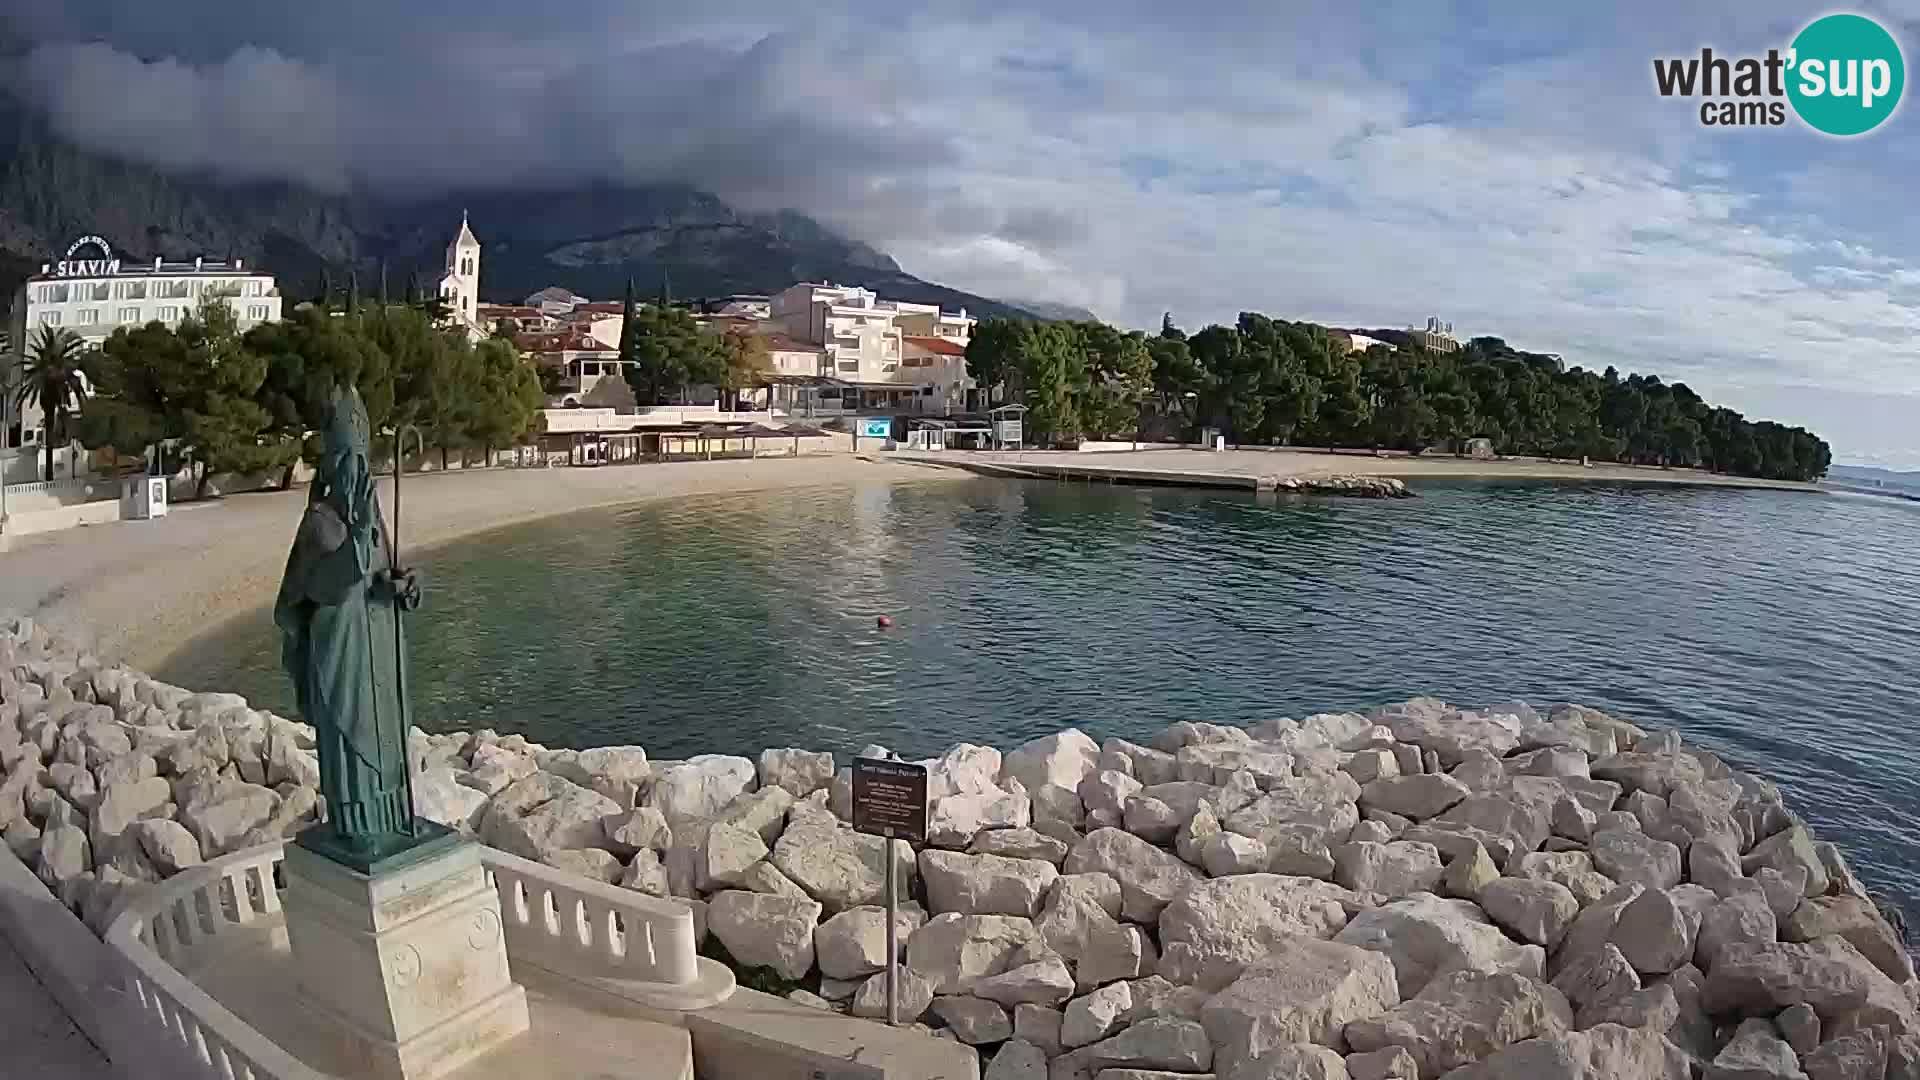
[53,235,120,278]
[851,758,928,844]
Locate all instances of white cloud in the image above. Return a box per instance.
[11,2,1920,460]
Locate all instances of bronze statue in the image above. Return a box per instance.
[274,386,433,869]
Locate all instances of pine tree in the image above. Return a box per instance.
[618,277,638,371]
[379,259,390,307]
[658,269,672,309]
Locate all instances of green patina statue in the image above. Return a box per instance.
[274,386,444,871]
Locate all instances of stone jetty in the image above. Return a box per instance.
[2,614,1914,1079]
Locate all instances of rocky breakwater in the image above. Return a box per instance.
[1271,475,1413,499]
[2,615,1917,1079]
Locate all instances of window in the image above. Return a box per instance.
[117,281,147,300]
[581,361,600,376]
[246,305,269,320]
[158,306,180,322]
[38,311,61,326]
[118,306,141,323]
[77,309,99,325]
[246,280,265,297]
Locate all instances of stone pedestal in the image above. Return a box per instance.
[283,835,529,1080]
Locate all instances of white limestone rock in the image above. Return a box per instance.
[1061,1018,1213,1076]
[1587,826,1683,893]
[1099,739,1178,787]
[178,784,280,858]
[906,912,1043,994]
[1373,702,1522,767]
[412,767,490,833]
[1333,841,1445,898]
[1121,796,1181,845]
[711,785,795,846]
[1198,936,1399,1071]
[921,849,1060,918]
[758,748,835,797]
[934,995,1013,1044]
[707,889,821,980]
[1705,1018,1802,1080]
[973,827,1071,865]
[1781,894,1913,983]
[646,754,756,831]
[985,1039,1049,1080]
[1741,825,1829,900]
[1080,771,1145,819]
[1062,981,1134,1049]
[972,955,1075,1007]
[1343,970,1572,1080]
[1608,887,1696,977]
[928,785,1033,849]
[1345,1045,1419,1080]
[770,817,915,912]
[481,773,622,862]
[1695,888,1778,971]
[1158,874,1355,991]
[1344,748,1401,785]
[699,822,771,890]
[1440,844,1499,900]
[923,744,1005,799]
[128,818,201,875]
[813,903,928,980]
[1360,775,1470,821]
[544,848,623,884]
[1512,851,1614,908]
[1014,1005,1065,1056]
[1478,878,1579,949]
[602,806,673,855]
[1065,828,1203,924]
[1201,832,1268,877]
[620,849,670,896]
[851,964,935,1020]
[1225,773,1361,852]
[1002,730,1101,798]
[1333,893,1546,999]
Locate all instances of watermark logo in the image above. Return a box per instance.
[1653,12,1905,136]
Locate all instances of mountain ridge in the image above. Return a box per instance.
[0,92,1040,320]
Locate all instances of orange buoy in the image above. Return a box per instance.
[876,615,893,629]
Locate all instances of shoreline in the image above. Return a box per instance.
[912,448,1824,494]
[2,448,1824,675]
[0,455,964,674]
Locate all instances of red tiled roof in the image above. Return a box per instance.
[903,335,966,356]
[572,302,623,315]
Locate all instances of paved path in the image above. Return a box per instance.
[0,934,112,1078]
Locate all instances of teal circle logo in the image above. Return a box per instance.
[1788,13,1905,136]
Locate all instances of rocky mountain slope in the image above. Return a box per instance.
[0,93,1035,318]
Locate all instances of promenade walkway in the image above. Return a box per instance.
[0,933,112,1078]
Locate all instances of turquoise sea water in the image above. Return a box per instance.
[167,477,1920,913]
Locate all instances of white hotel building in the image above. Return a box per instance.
[4,237,282,472]
[767,283,976,414]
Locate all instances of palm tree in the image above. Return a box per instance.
[11,325,91,481]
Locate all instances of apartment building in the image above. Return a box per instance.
[4,236,281,457]
[767,283,976,414]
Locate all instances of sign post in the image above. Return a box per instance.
[851,757,928,1027]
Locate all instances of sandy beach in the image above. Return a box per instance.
[0,455,960,673]
[0,447,1820,673]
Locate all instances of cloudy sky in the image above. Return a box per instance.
[6,2,1919,466]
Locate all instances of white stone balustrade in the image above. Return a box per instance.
[107,847,327,1080]
[481,848,734,1010]
[104,841,733,1080]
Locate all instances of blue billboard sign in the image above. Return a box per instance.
[860,417,893,439]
